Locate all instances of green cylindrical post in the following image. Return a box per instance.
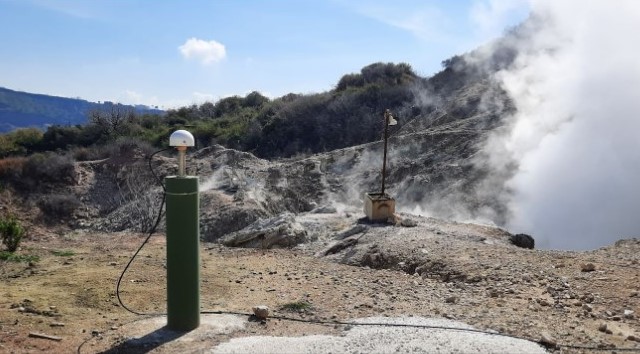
[165,176,200,331]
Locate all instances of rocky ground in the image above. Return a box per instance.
[1,208,639,353]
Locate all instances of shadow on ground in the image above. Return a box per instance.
[97,326,189,354]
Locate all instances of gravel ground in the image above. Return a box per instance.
[1,209,639,353]
[213,316,548,354]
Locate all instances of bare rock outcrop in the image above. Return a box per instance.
[510,233,535,249]
[219,213,308,248]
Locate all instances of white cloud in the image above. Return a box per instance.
[124,90,143,103]
[341,0,528,50]
[192,91,215,102]
[347,2,455,43]
[387,9,454,43]
[178,38,226,65]
[160,92,216,109]
[114,90,161,107]
[28,0,96,19]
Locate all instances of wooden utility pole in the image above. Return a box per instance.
[365,110,397,223]
[381,109,394,195]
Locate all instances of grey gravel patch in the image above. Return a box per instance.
[211,316,548,354]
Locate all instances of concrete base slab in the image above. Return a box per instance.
[213,316,548,354]
[93,315,548,354]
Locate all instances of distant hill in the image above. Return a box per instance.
[0,87,163,132]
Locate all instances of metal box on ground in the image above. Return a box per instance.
[364,192,396,223]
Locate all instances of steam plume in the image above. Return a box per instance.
[485,0,640,250]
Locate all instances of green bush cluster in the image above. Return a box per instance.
[51,249,75,257]
[0,251,39,263]
[0,128,43,157]
[336,62,416,91]
[0,105,168,157]
[0,215,24,252]
[279,300,313,312]
[0,62,424,160]
[0,153,77,192]
[5,153,76,192]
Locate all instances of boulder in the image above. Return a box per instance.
[510,233,535,249]
[220,213,307,248]
[252,305,270,319]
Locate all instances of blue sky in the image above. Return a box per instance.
[0,0,530,108]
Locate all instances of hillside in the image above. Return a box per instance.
[0,87,162,133]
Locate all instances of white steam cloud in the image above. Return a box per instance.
[179,37,226,65]
[485,0,640,250]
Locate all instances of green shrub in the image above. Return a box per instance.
[1,153,77,192]
[75,137,157,161]
[40,125,81,151]
[17,153,76,191]
[0,216,25,252]
[0,128,44,157]
[279,301,312,312]
[72,137,157,161]
[0,251,39,263]
[51,249,75,257]
[101,137,156,159]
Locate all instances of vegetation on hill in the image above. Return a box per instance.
[0,62,437,160]
[0,87,162,133]
[0,31,521,162]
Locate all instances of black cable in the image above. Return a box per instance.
[114,194,165,316]
[148,147,171,192]
[556,343,640,352]
[202,310,640,351]
[203,310,640,352]
[76,334,93,354]
[79,308,640,353]
[114,148,169,316]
